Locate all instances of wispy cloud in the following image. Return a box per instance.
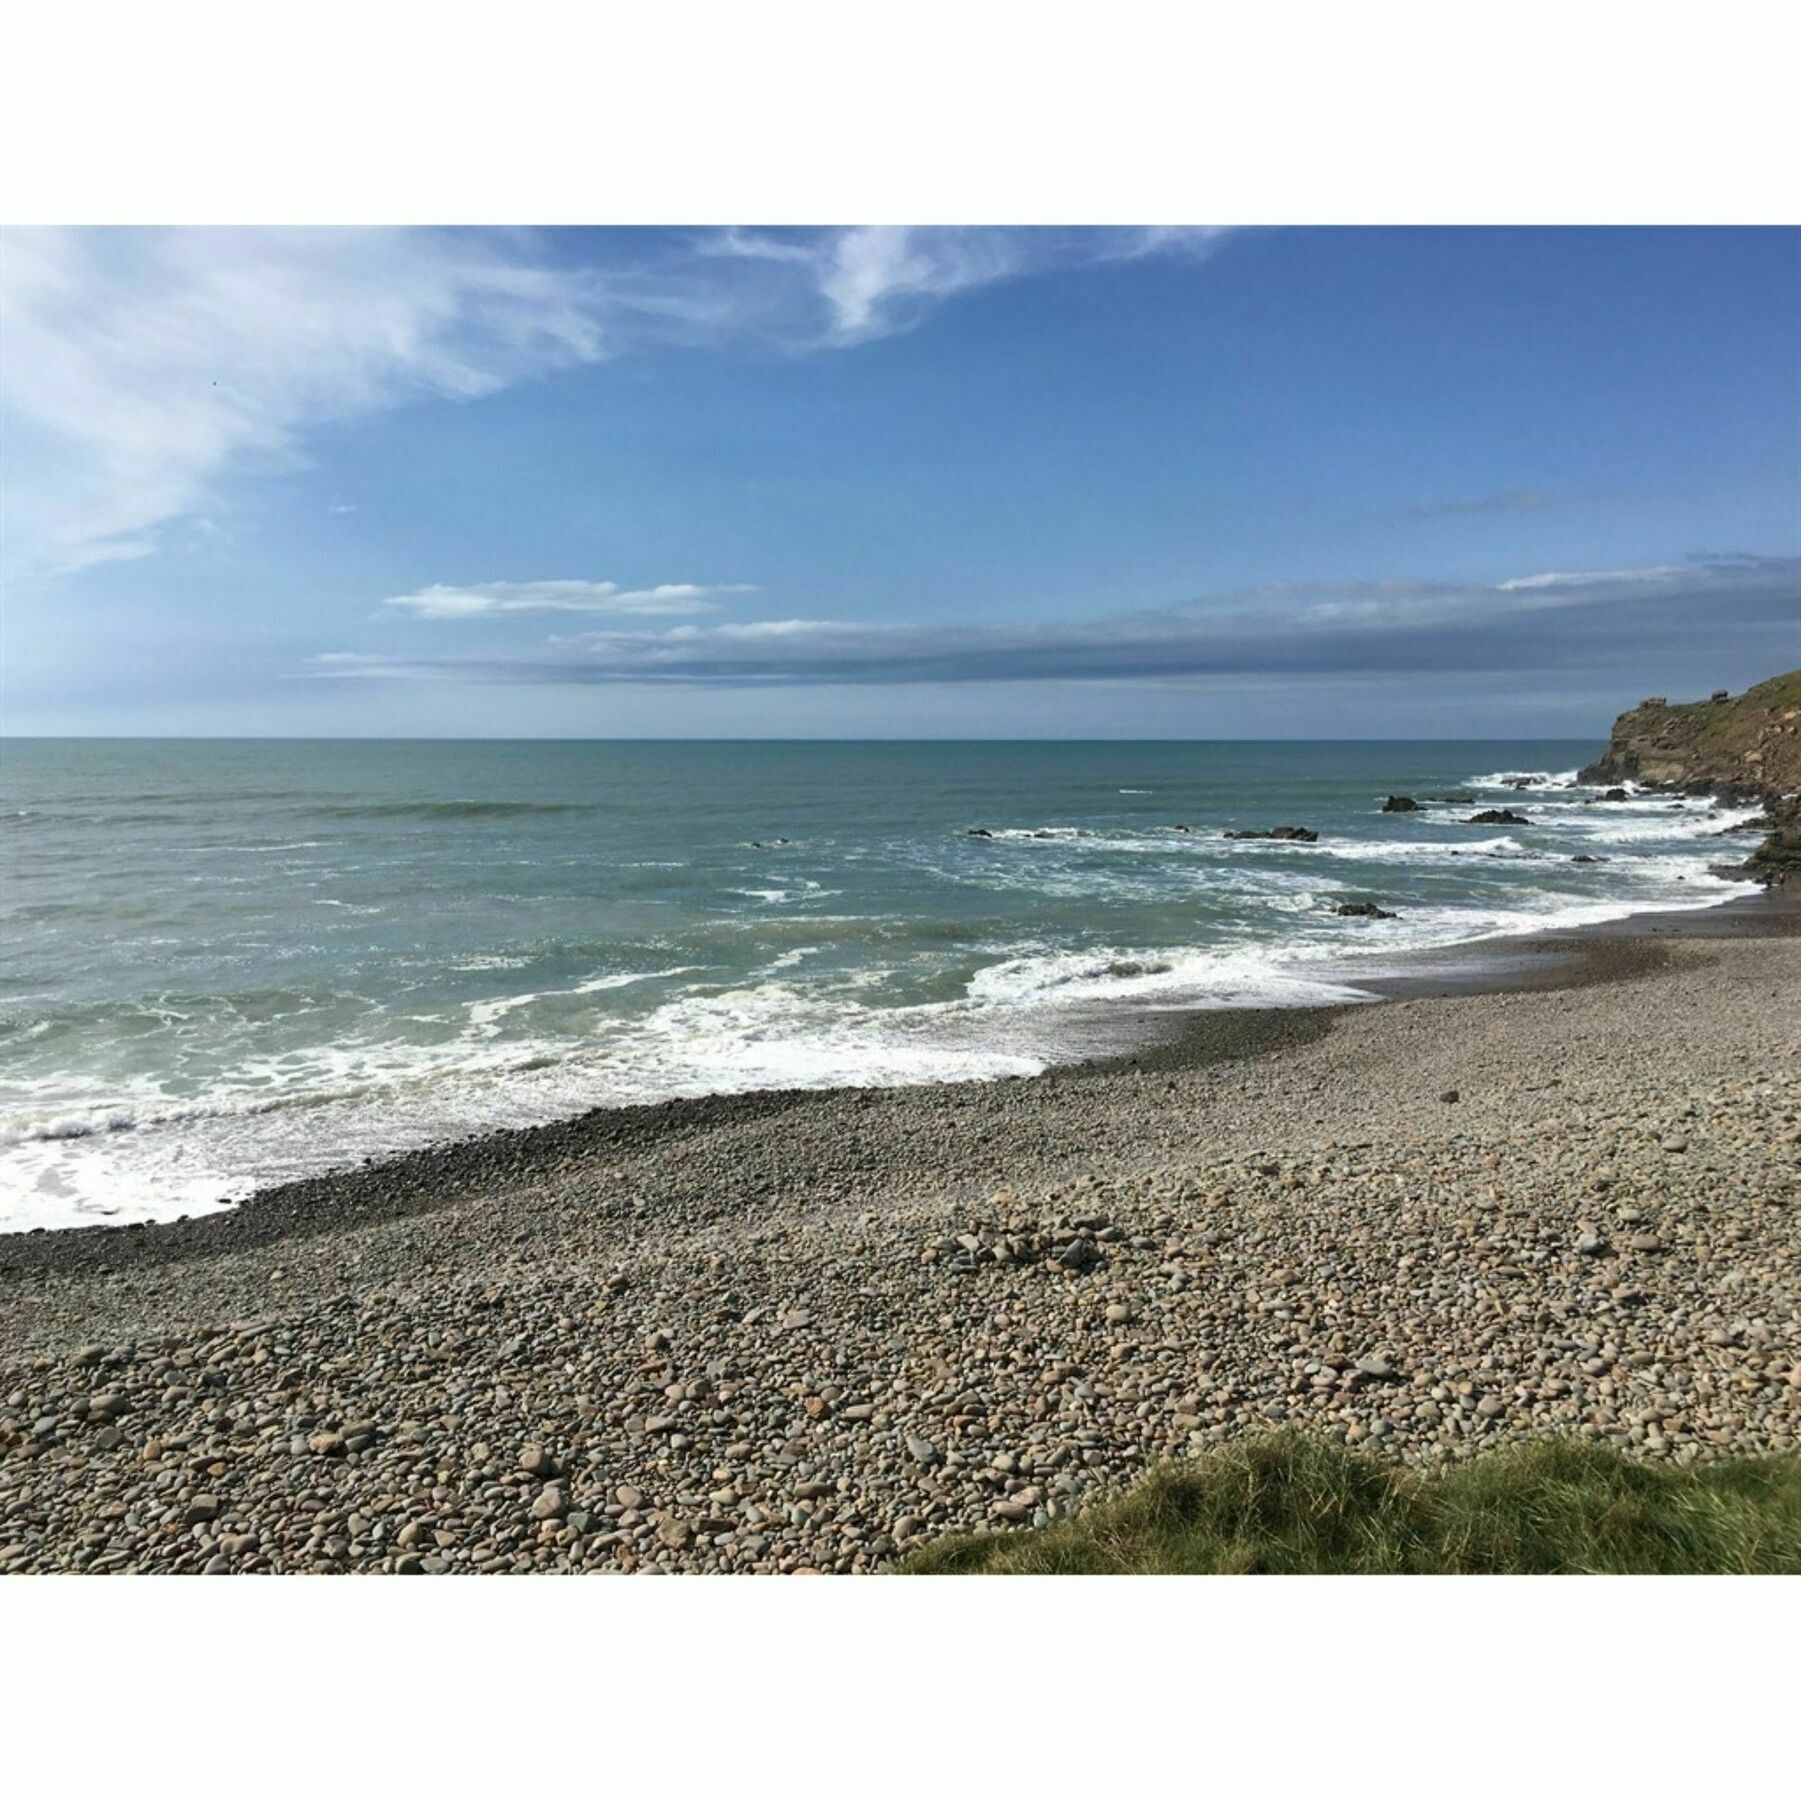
[382,579,755,619]
[310,554,1800,688]
[700,225,1226,344]
[0,225,1227,585]
[1404,489,1562,520]
[0,227,607,584]
[1497,564,1688,591]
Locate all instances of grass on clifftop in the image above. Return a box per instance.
[901,1434,1801,1574]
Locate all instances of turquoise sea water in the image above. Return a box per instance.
[0,739,1755,1230]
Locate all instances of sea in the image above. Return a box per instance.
[0,738,1759,1232]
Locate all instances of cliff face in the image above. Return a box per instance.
[1580,670,1801,792]
[1582,671,1801,886]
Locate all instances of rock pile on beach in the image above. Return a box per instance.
[1,934,1796,1574]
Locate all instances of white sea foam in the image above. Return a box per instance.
[5,742,1760,1234]
[966,943,1378,1010]
[1464,768,1583,789]
[466,965,699,1034]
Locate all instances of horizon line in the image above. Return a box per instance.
[0,731,1610,745]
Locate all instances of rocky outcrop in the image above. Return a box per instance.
[1381,795,1419,812]
[1224,826,1318,843]
[1581,670,1801,791]
[1467,809,1530,826]
[1334,901,1397,919]
[1740,820,1801,885]
[1584,671,1801,885]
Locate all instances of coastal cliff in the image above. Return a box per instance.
[1583,670,1801,885]
[1581,670,1801,791]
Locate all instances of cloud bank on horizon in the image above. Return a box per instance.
[317,554,1801,687]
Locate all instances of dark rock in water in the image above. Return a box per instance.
[1334,901,1397,919]
[1381,795,1419,812]
[1224,826,1319,842]
[1169,824,1192,833]
[1570,854,1608,864]
[1467,809,1530,825]
[1503,777,1534,790]
[1711,780,1769,808]
[1737,819,1801,886]
[966,827,994,839]
[1601,787,1629,801]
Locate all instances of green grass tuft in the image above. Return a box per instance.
[899,1433,1801,1574]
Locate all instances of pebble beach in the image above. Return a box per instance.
[2,907,1796,1575]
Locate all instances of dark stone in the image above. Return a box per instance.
[1223,826,1318,842]
[1334,901,1397,919]
[1381,795,1419,812]
[1466,809,1530,825]
[1055,1238,1102,1273]
[966,827,994,838]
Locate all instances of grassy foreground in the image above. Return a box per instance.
[901,1434,1801,1574]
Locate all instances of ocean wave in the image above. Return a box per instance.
[1464,767,1582,789]
[5,741,1755,1232]
[465,966,703,1034]
[966,943,1378,1010]
[1555,803,1764,846]
[1314,834,1542,862]
[312,800,600,820]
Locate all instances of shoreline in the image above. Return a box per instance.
[2,895,1795,1572]
[4,881,1795,1272]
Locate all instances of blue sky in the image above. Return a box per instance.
[2,225,1796,736]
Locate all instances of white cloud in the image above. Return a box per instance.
[1497,565,1686,591]
[382,579,754,619]
[0,227,610,584]
[705,225,1227,343]
[1,225,1228,587]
